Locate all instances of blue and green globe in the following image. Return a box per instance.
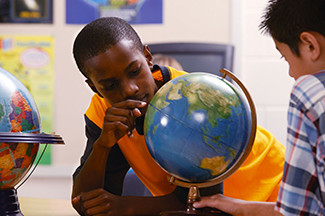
[144,72,254,183]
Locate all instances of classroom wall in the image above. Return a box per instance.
[232,0,293,146]
[0,0,291,200]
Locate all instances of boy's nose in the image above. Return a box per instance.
[121,81,139,98]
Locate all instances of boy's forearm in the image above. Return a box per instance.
[243,201,282,216]
[71,140,111,198]
[72,188,185,215]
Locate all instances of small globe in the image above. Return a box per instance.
[0,67,40,189]
[144,72,255,184]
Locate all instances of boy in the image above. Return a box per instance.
[193,0,325,215]
[71,17,285,215]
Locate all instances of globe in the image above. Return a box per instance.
[0,67,40,190]
[144,70,256,186]
[0,67,64,216]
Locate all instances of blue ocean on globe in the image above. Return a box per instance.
[144,72,253,183]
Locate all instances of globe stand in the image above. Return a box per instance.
[160,178,231,216]
[0,189,23,216]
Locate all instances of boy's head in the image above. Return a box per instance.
[260,0,325,79]
[73,17,144,79]
[73,17,157,114]
[260,0,325,56]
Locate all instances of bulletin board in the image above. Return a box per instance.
[66,0,163,24]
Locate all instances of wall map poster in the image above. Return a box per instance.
[66,0,162,24]
[0,35,54,164]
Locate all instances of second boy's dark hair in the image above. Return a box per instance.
[73,17,144,78]
[260,0,325,56]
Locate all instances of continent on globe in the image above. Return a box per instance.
[10,91,36,132]
[200,156,229,176]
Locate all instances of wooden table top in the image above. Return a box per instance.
[19,197,77,216]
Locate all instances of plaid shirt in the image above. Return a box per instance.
[275,71,325,216]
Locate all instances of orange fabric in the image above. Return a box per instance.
[165,66,187,78]
[85,93,110,128]
[223,125,285,201]
[152,69,164,82]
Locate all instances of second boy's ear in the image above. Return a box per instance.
[300,32,321,61]
[85,79,104,97]
[144,45,154,70]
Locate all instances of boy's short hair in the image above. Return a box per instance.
[259,0,325,56]
[73,17,143,78]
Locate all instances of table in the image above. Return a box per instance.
[19,197,77,216]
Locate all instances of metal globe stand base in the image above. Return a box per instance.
[0,189,23,216]
[160,185,230,216]
[160,210,224,216]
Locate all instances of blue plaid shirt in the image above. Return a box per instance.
[275,71,325,215]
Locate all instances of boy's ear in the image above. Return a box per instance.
[85,79,104,98]
[144,45,154,70]
[300,32,321,61]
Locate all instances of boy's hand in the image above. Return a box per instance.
[72,188,130,216]
[193,194,241,215]
[96,100,146,148]
[193,194,281,216]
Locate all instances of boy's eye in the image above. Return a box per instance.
[130,66,141,76]
[103,82,117,91]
